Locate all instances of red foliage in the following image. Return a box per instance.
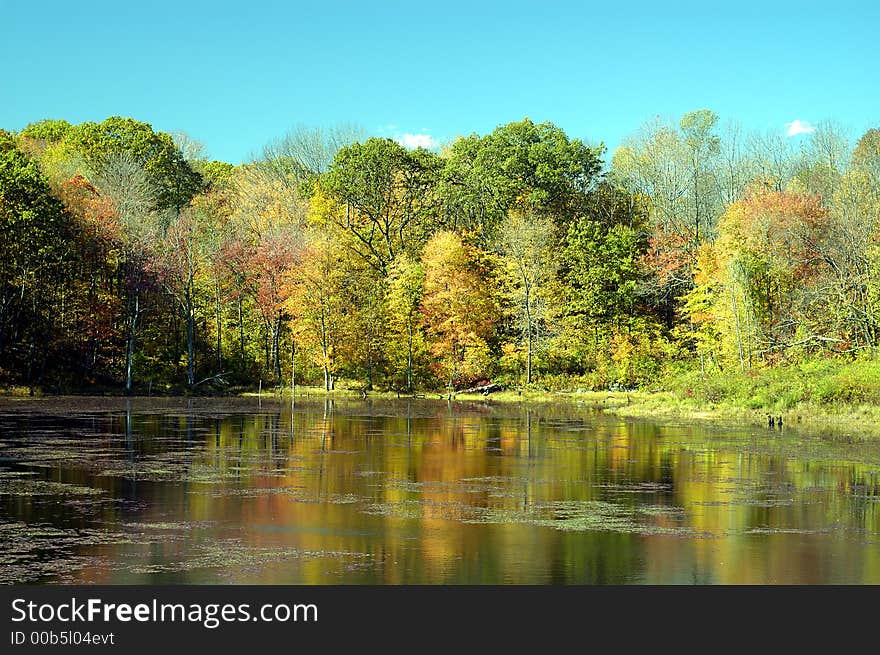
[250,231,299,319]
[642,226,692,293]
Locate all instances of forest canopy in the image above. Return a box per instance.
[2,113,878,394]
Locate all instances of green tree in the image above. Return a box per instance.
[321,137,442,274]
[562,218,643,338]
[0,131,69,382]
[497,207,555,384]
[19,119,74,144]
[63,116,202,213]
[441,118,603,235]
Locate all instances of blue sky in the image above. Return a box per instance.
[2,0,878,164]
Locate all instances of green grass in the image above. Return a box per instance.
[582,358,880,441]
[658,358,880,409]
[7,358,880,440]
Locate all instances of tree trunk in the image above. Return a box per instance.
[525,285,532,385]
[406,320,413,392]
[215,280,223,372]
[730,288,745,372]
[125,291,139,393]
[273,310,282,382]
[264,322,270,372]
[290,339,296,397]
[527,328,532,385]
[185,285,195,387]
[320,305,330,392]
[237,297,245,361]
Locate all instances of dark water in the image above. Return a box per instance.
[1,397,879,584]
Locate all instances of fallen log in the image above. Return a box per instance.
[193,372,228,387]
[458,383,503,395]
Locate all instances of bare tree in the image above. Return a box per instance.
[746,130,800,191]
[95,151,158,233]
[799,120,851,201]
[719,120,756,206]
[259,123,366,188]
[94,152,159,392]
[172,131,207,165]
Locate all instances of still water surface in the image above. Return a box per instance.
[1,397,879,584]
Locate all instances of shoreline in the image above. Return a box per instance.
[3,384,879,441]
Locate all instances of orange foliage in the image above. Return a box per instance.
[59,174,121,244]
[719,189,830,283]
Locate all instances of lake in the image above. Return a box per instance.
[1,396,879,584]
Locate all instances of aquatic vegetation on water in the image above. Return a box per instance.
[363,498,700,537]
[1,399,880,584]
[0,521,136,584]
[0,474,106,497]
[125,540,372,576]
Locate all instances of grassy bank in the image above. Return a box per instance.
[390,359,880,441]
[6,358,880,440]
[566,359,880,441]
[232,361,880,440]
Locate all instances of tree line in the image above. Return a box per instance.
[1,111,878,394]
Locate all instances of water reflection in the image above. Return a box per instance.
[1,397,879,584]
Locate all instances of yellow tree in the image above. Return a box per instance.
[822,128,880,350]
[420,231,500,391]
[386,252,426,391]
[284,228,347,391]
[687,189,832,369]
[230,164,307,380]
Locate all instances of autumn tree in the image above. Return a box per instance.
[852,128,880,187]
[286,230,348,391]
[190,184,237,377]
[92,151,159,391]
[612,110,729,317]
[147,207,207,387]
[252,227,302,382]
[229,162,309,381]
[688,190,833,368]
[386,253,426,391]
[819,128,880,350]
[334,262,388,390]
[420,231,500,390]
[497,207,555,384]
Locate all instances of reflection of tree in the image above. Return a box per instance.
[15,401,872,584]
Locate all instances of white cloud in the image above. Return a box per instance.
[785,119,817,137]
[398,133,438,150]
